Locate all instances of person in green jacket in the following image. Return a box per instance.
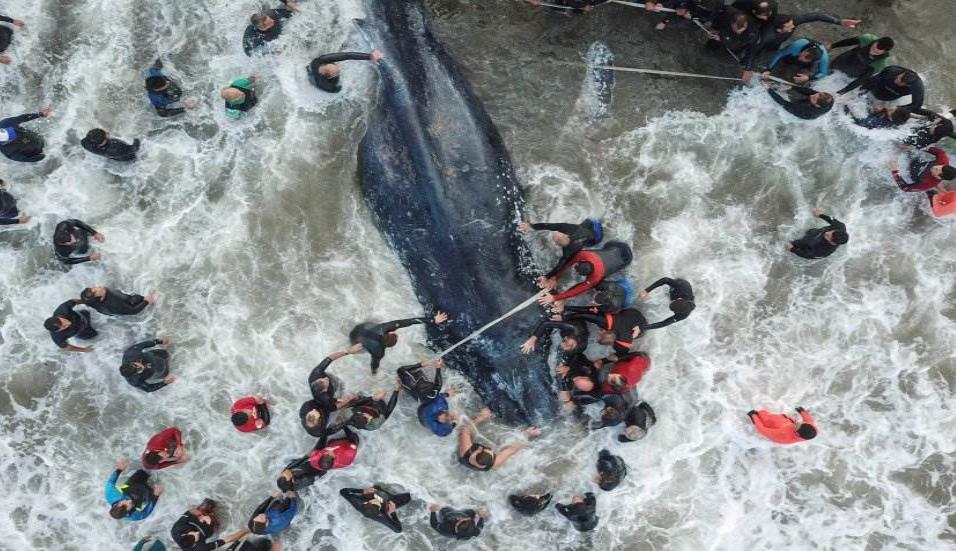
[830,34,894,94]
[132,536,166,551]
[221,77,259,119]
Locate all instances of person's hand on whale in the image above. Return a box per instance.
[433,311,448,324]
[370,50,384,63]
[536,276,556,290]
[520,336,537,354]
[537,292,556,306]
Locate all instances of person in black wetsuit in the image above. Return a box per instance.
[44,299,97,352]
[398,359,461,437]
[0,108,51,162]
[845,104,910,129]
[596,449,627,491]
[508,493,553,516]
[429,504,488,540]
[243,1,299,56]
[904,113,955,150]
[706,7,761,81]
[555,494,598,532]
[564,306,647,354]
[0,179,29,226]
[53,218,103,265]
[758,12,859,53]
[276,456,324,493]
[619,401,657,442]
[340,485,412,533]
[589,393,634,430]
[518,219,602,287]
[171,499,249,551]
[308,50,384,93]
[556,354,602,411]
[347,386,400,431]
[0,13,25,65]
[458,407,541,471]
[785,208,848,259]
[81,287,156,316]
[831,36,894,94]
[349,311,448,374]
[765,82,833,120]
[300,351,355,438]
[81,128,140,162]
[226,537,278,551]
[520,317,589,357]
[639,277,695,330]
[855,66,930,116]
[121,338,175,392]
[593,278,635,310]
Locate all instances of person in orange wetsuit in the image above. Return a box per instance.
[747,407,817,444]
[538,241,632,305]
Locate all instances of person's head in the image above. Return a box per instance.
[303,407,324,428]
[313,376,330,393]
[145,75,169,92]
[179,532,200,548]
[825,230,849,245]
[474,449,495,469]
[621,424,648,442]
[574,262,594,276]
[796,423,817,440]
[85,128,108,146]
[0,129,11,144]
[109,500,132,519]
[80,287,106,302]
[931,165,956,181]
[930,117,954,138]
[888,106,911,125]
[231,411,250,427]
[382,332,400,348]
[600,406,624,426]
[751,0,776,20]
[798,44,823,63]
[44,316,65,333]
[361,502,381,516]
[559,334,581,352]
[318,451,335,470]
[455,517,479,537]
[871,37,895,56]
[318,63,341,79]
[731,13,750,34]
[120,361,144,377]
[551,231,571,247]
[670,298,695,318]
[572,376,595,392]
[810,92,834,109]
[606,373,627,393]
[144,451,165,465]
[53,224,74,245]
[221,87,245,102]
[436,411,453,424]
[773,15,795,33]
[251,513,268,533]
[250,12,275,31]
[895,70,918,88]
[349,411,371,429]
[597,469,622,491]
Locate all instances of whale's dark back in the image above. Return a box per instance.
[356,0,556,423]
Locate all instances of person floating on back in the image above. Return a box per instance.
[0,179,30,226]
[339,485,412,533]
[248,491,299,535]
[308,50,384,93]
[81,287,156,316]
[105,457,163,521]
[639,277,696,330]
[555,493,598,532]
[0,13,25,65]
[349,310,448,374]
[748,406,817,444]
[457,407,541,472]
[141,427,189,470]
[831,35,894,94]
[0,107,51,162]
[144,58,196,117]
[232,395,270,432]
[243,1,299,56]
[53,218,104,265]
[398,358,461,437]
[121,338,175,392]
[44,299,97,353]
[171,499,250,551]
[785,208,848,259]
[887,149,956,193]
[518,218,603,286]
[81,128,141,162]
[222,77,259,119]
[428,503,488,540]
[538,241,632,305]
[595,449,627,491]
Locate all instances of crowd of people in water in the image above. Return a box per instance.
[2,0,953,548]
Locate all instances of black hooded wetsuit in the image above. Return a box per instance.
[642,277,696,330]
[556,494,599,532]
[430,507,485,540]
[0,112,45,163]
[349,317,431,374]
[84,289,150,316]
[339,486,412,533]
[768,86,832,120]
[121,339,170,392]
[242,2,294,56]
[307,52,374,93]
[53,219,97,265]
[47,300,97,348]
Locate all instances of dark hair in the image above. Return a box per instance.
[593,291,612,305]
[574,262,594,276]
[85,128,107,144]
[180,533,199,547]
[277,476,294,493]
[598,471,623,491]
[455,518,478,538]
[361,502,381,517]
[803,44,823,62]
[231,412,249,427]
[144,451,163,466]
[318,452,335,470]
[875,37,895,51]
[934,118,954,139]
[889,107,911,124]
[753,0,775,17]
[898,70,918,86]
[349,412,369,429]
[145,76,168,91]
[601,407,624,426]
[109,502,129,519]
[608,375,627,392]
[831,231,849,245]
[80,288,96,302]
[940,166,956,181]
[670,298,695,317]
[815,92,834,109]
[797,424,817,440]
[43,317,60,332]
[120,363,137,377]
[771,14,792,30]
[53,225,72,245]
[476,450,495,468]
[250,13,269,27]
[251,519,268,534]
[383,333,398,347]
[733,13,750,27]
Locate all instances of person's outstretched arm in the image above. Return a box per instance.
[829,37,859,50]
[382,390,400,420]
[0,112,42,127]
[313,52,373,65]
[817,214,845,232]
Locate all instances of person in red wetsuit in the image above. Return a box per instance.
[538,241,632,305]
[141,427,189,470]
[231,396,271,433]
[748,407,817,444]
[309,426,360,471]
[887,149,956,193]
[597,352,651,394]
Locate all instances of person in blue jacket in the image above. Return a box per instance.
[767,39,829,85]
[397,359,460,437]
[143,58,195,117]
[248,491,299,535]
[105,458,163,521]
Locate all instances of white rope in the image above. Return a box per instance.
[436,290,547,358]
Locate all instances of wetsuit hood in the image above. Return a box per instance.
[0,127,14,143]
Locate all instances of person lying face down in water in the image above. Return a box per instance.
[81,287,156,316]
[457,407,541,472]
[762,80,834,121]
[784,208,848,259]
[348,310,449,374]
[308,50,384,93]
[428,503,489,540]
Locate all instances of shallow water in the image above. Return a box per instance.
[1,0,955,549]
